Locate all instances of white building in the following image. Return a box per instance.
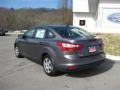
[73,0,120,33]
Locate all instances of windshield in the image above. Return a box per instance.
[54,27,94,39]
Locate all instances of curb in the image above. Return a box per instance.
[106,55,120,61]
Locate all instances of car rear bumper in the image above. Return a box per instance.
[55,53,105,72]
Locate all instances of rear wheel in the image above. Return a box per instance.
[15,46,23,58]
[43,55,58,76]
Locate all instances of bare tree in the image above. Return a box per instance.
[0,7,67,30]
[69,0,73,25]
[58,0,72,25]
[0,8,9,28]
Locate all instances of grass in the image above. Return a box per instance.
[95,34,120,56]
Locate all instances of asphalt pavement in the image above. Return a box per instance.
[0,34,120,90]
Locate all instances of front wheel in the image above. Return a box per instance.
[14,46,23,58]
[43,55,58,76]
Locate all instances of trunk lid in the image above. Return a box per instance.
[73,37,104,57]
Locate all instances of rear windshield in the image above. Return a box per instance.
[54,27,94,39]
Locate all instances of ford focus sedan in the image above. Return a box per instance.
[14,25,105,76]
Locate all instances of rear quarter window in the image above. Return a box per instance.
[46,30,55,38]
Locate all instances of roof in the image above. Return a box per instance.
[32,24,72,29]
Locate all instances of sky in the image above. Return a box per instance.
[0,0,59,9]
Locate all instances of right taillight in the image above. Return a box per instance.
[56,41,84,52]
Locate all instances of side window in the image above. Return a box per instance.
[46,31,55,38]
[24,29,35,38]
[35,28,46,39]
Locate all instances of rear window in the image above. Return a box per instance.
[53,27,94,39]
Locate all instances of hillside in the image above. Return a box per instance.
[0,8,71,30]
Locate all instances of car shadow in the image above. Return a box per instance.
[25,57,114,77]
[65,59,114,78]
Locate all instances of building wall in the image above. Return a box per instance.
[73,0,89,12]
[73,0,99,32]
[73,0,120,33]
[73,13,96,31]
[97,0,120,33]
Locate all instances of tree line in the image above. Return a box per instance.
[0,0,72,30]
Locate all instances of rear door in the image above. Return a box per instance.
[31,27,56,60]
[29,27,47,60]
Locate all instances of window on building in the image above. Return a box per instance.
[79,20,86,26]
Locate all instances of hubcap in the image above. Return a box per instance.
[43,58,53,73]
[15,47,19,56]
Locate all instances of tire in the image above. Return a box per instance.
[14,46,23,58]
[43,55,58,76]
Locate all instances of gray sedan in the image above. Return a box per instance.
[14,25,105,76]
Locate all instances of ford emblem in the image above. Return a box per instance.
[107,13,120,24]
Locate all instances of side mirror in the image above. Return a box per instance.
[18,34,24,39]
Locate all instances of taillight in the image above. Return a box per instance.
[56,41,84,52]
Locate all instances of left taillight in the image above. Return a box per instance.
[56,41,84,52]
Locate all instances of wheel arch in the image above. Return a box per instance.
[40,47,57,65]
[41,53,49,65]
